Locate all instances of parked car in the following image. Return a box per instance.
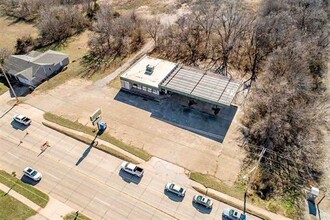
[193,194,213,208]
[165,183,186,197]
[13,114,32,126]
[222,208,247,220]
[121,161,144,177]
[23,167,42,181]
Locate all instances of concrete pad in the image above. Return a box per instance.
[106,173,127,191]
[127,205,155,220]
[39,196,74,220]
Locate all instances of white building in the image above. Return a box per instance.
[120,55,241,107]
[120,56,178,95]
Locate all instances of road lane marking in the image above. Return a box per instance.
[43,172,60,181]
[94,197,111,206]
[7,152,20,160]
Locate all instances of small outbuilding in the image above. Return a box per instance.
[4,50,69,87]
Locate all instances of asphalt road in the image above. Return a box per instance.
[0,104,261,220]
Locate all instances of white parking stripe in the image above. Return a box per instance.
[44,172,60,181]
[94,197,111,206]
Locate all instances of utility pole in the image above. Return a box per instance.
[243,147,266,215]
[0,64,19,103]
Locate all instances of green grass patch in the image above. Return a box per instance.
[190,172,298,219]
[0,82,8,95]
[42,121,139,164]
[43,112,151,161]
[0,189,37,220]
[0,170,49,208]
[63,211,91,220]
[190,172,245,199]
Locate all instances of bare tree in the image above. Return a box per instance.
[144,18,162,47]
[191,2,219,51]
[38,5,87,45]
[15,35,34,54]
[86,6,143,67]
[241,45,328,198]
[0,48,11,65]
[213,0,252,75]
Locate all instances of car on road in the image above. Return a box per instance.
[193,194,213,208]
[13,114,32,126]
[23,167,42,181]
[121,161,144,177]
[165,183,186,197]
[222,208,247,220]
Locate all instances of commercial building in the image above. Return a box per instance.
[120,55,240,107]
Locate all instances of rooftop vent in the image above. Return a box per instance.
[145,64,154,75]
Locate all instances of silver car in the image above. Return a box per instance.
[222,208,247,220]
[23,167,42,181]
[193,194,213,208]
[165,183,186,197]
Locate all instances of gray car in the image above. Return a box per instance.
[222,208,247,220]
[193,195,213,208]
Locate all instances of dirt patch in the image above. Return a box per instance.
[0,16,38,50]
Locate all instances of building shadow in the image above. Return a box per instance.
[118,169,142,185]
[192,201,212,214]
[114,90,237,143]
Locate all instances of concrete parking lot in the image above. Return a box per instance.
[24,79,244,184]
[114,91,238,142]
[0,103,261,220]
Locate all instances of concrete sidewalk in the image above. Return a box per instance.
[0,183,74,220]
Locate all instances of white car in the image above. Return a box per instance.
[13,114,32,126]
[165,183,186,197]
[193,194,213,208]
[23,167,42,181]
[222,208,247,220]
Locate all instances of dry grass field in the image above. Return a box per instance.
[0,16,38,50]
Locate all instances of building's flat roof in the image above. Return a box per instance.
[160,66,241,106]
[120,56,177,88]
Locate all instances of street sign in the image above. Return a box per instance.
[92,115,102,126]
[90,108,102,123]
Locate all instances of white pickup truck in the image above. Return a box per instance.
[121,161,144,177]
[13,114,32,126]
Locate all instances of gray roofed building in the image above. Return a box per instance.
[4,50,69,87]
[160,66,241,106]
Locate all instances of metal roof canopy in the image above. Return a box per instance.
[160,66,240,106]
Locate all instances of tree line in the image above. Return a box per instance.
[240,0,329,211]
